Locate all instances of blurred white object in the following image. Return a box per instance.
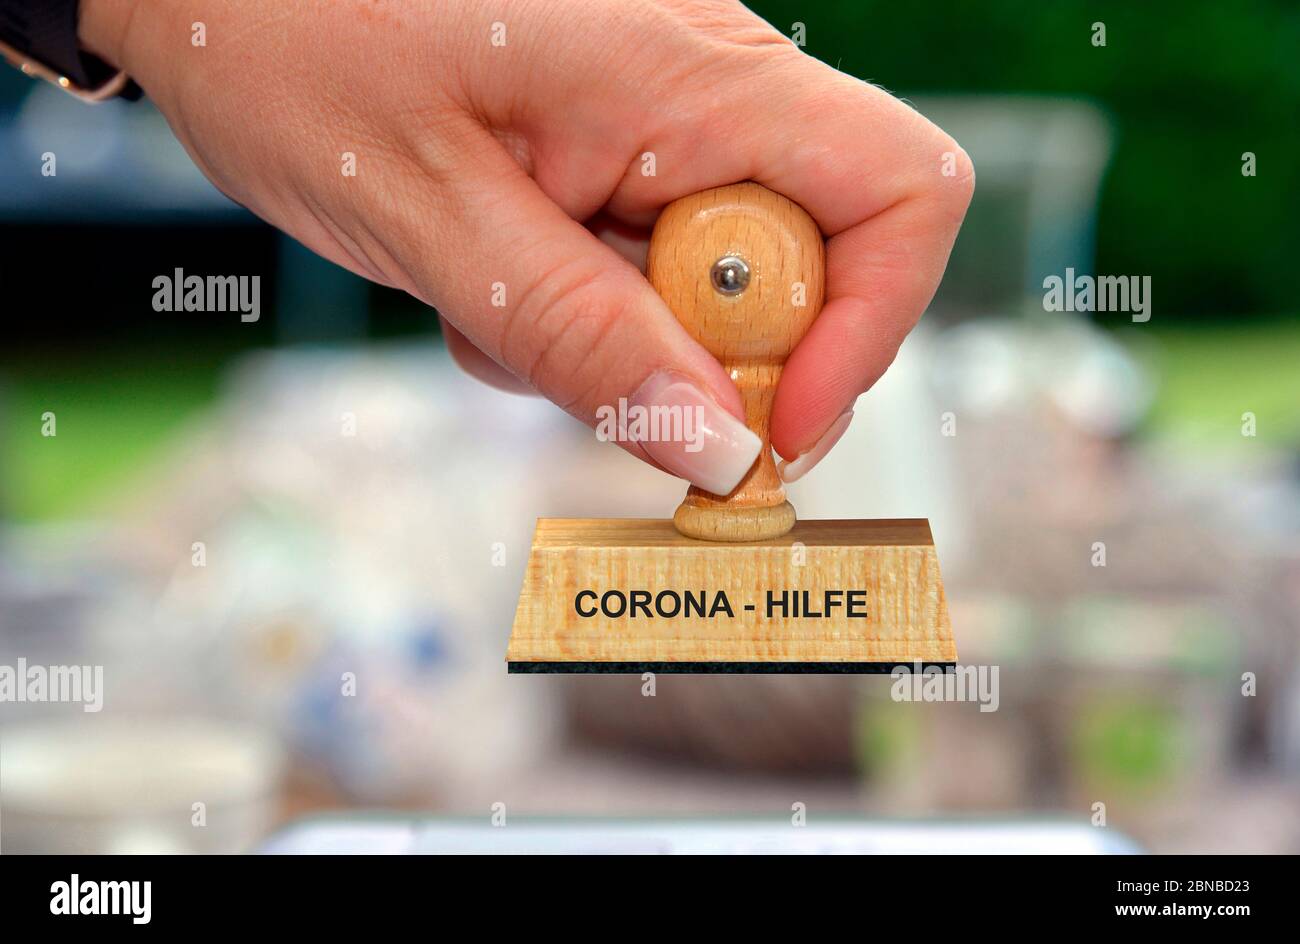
[262,816,1141,854]
[1,716,283,854]
[914,96,1113,315]
[785,324,970,572]
[931,317,1153,437]
[124,345,562,802]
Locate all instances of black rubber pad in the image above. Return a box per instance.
[508,661,957,675]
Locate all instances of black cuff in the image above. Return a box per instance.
[0,0,141,99]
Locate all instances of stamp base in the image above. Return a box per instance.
[506,518,956,674]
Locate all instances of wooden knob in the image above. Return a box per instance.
[647,182,826,541]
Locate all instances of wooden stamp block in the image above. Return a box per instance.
[506,184,958,674]
[507,518,956,673]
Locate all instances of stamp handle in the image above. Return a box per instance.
[647,182,826,541]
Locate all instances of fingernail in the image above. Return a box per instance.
[778,410,854,484]
[628,371,761,495]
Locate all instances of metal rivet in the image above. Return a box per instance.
[710,255,750,296]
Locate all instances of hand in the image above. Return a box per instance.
[81,0,973,494]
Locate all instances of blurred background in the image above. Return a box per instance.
[2,1,1298,853]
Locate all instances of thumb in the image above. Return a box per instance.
[387,138,761,496]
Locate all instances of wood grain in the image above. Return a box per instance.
[647,183,825,541]
[507,518,955,669]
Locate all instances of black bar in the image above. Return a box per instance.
[508,660,957,674]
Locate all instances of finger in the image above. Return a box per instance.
[604,51,973,464]
[367,119,762,496]
[441,316,537,395]
[605,55,938,234]
[768,134,973,463]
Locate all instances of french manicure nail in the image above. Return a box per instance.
[778,410,854,484]
[628,371,761,495]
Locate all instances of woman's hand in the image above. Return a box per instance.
[81,0,973,493]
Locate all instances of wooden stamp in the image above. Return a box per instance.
[507,183,956,673]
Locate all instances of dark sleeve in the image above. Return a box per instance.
[0,0,140,99]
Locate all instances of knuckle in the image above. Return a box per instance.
[901,125,975,226]
[936,133,977,206]
[944,137,977,189]
[500,260,629,411]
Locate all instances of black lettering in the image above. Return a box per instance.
[655,590,680,618]
[576,590,597,618]
[629,590,652,618]
[601,590,626,618]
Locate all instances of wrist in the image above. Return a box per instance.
[79,0,141,72]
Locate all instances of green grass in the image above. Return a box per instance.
[0,350,231,521]
[1131,321,1300,446]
